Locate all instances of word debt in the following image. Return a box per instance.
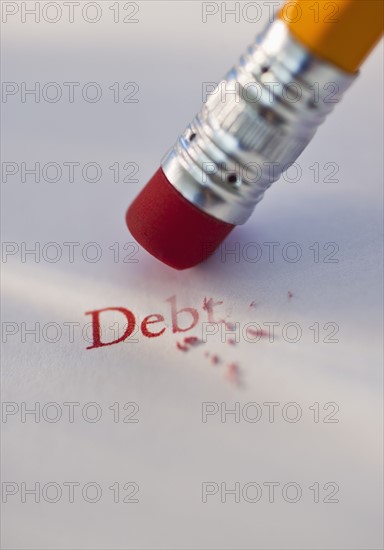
[83,297,340,349]
[85,296,224,349]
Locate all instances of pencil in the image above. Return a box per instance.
[126,0,383,269]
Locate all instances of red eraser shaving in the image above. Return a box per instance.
[126,168,234,270]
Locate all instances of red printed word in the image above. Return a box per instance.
[85,296,223,350]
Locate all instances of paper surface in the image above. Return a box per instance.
[1,2,383,549]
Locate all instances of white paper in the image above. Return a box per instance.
[1,2,383,549]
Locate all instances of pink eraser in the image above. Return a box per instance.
[126,168,234,270]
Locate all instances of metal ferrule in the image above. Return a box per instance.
[161,19,356,225]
